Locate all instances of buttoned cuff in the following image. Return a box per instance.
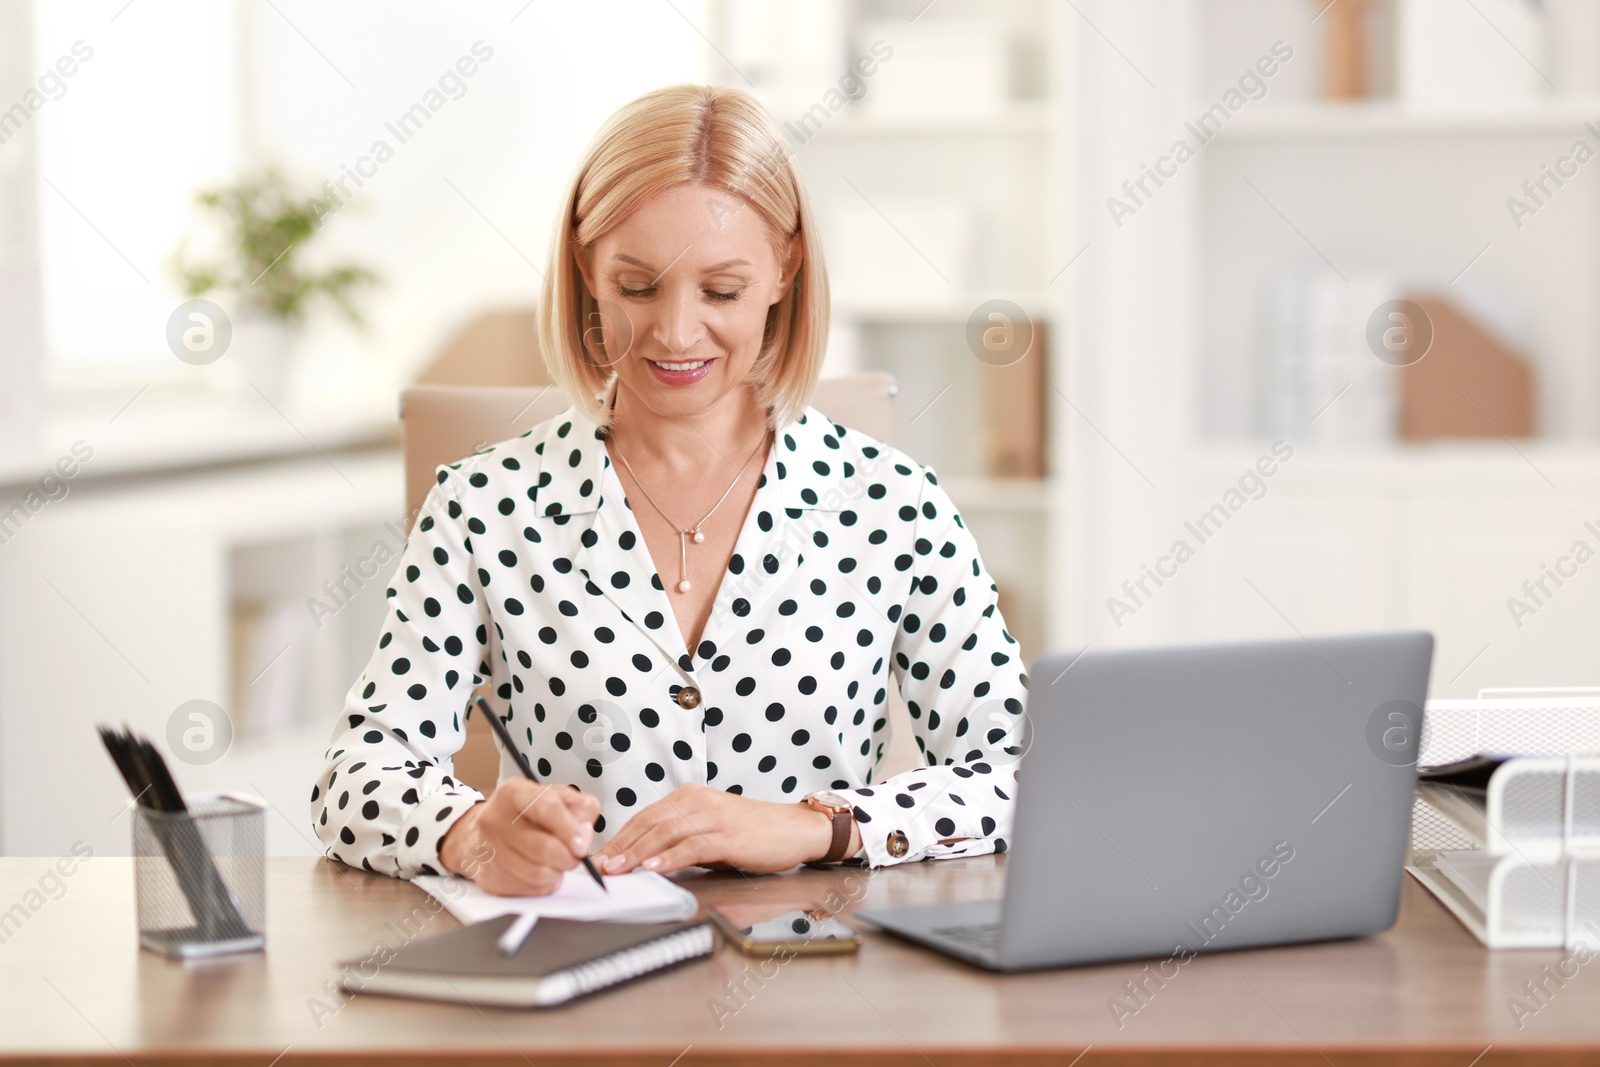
[839,787,923,867]
[396,788,483,877]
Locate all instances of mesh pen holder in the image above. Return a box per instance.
[133,793,266,958]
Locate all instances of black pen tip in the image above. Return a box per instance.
[584,857,608,892]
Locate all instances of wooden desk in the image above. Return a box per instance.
[1,856,1597,1065]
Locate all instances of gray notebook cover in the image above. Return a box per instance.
[341,913,713,1007]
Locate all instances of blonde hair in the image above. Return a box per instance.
[537,85,829,431]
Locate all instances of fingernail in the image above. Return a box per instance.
[572,833,589,854]
[642,857,661,871]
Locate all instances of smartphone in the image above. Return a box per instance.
[707,903,862,956]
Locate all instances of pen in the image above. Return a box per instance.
[472,695,607,894]
[497,910,539,956]
[97,725,255,941]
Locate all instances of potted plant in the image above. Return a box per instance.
[171,169,380,401]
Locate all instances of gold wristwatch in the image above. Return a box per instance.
[802,791,855,865]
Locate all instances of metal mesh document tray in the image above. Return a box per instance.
[1407,688,1600,949]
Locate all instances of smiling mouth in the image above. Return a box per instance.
[650,359,709,371]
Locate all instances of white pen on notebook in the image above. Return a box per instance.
[497,911,539,956]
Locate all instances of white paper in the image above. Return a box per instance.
[412,869,699,926]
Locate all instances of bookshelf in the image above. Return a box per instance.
[1059,0,1600,697]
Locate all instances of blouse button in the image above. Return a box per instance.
[676,686,701,710]
[886,830,909,858]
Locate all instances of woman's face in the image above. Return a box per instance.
[577,181,798,421]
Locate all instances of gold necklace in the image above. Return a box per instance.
[615,432,769,594]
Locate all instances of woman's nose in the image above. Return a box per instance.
[651,283,705,355]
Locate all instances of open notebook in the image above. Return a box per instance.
[413,869,699,925]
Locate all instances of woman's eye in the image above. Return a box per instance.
[617,284,740,301]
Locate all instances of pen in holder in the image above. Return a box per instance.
[133,793,265,958]
[98,724,264,959]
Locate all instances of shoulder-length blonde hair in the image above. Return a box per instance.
[537,85,829,431]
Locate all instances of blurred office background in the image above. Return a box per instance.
[2,0,1597,856]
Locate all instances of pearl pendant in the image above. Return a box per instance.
[678,579,692,593]
[692,529,705,544]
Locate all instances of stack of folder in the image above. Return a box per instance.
[1407,690,1600,949]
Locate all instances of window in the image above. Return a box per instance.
[33,0,240,375]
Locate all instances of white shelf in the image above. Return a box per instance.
[1192,437,1600,465]
[813,101,1053,139]
[832,292,1056,323]
[45,451,404,541]
[0,390,397,487]
[1187,439,1600,496]
[1212,98,1600,140]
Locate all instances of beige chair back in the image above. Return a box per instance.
[396,372,905,794]
[400,373,896,523]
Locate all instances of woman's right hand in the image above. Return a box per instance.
[438,780,601,896]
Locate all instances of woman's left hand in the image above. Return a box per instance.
[593,783,857,875]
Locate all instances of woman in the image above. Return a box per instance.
[311,85,1028,895]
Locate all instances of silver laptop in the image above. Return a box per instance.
[858,630,1433,971]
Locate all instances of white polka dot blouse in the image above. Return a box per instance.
[311,403,1029,877]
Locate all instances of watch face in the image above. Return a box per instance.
[812,791,851,811]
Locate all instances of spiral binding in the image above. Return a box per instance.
[544,925,714,1003]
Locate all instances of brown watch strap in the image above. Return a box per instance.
[805,795,854,865]
[819,807,852,864]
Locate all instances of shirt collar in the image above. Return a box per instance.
[526,408,611,520]
[528,399,850,520]
[770,407,857,514]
